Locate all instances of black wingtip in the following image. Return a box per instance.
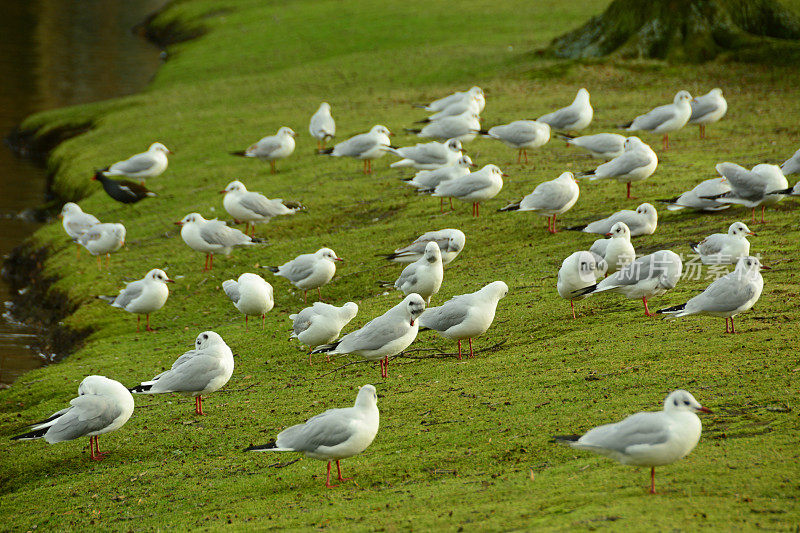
[11,427,49,441]
[404,128,422,134]
[244,439,278,452]
[618,121,633,129]
[769,187,793,195]
[375,253,397,260]
[230,150,247,157]
[552,434,581,444]
[316,147,334,155]
[266,266,279,273]
[129,384,152,393]
[656,196,680,204]
[656,303,686,315]
[699,192,727,201]
[498,203,521,212]
[575,170,595,178]
[566,224,588,232]
[553,130,573,140]
[413,118,431,124]
[571,284,597,297]
[311,340,340,354]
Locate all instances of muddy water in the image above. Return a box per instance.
[0,1,166,385]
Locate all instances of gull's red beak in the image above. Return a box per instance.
[501,173,509,178]
[334,257,344,262]
[697,406,713,414]
[605,232,613,237]
[760,265,771,271]
[174,221,183,226]
[219,190,228,194]
[410,319,415,326]
[748,231,757,236]
[165,278,175,283]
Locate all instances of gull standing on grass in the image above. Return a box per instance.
[554,390,711,494]
[386,138,463,169]
[415,86,485,113]
[222,273,274,330]
[220,180,302,236]
[589,222,636,274]
[555,133,626,160]
[690,222,755,265]
[245,384,379,488]
[499,171,579,233]
[176,213,254,271]
[404,156,475,211]
[130,331,233,415]
[232,127,297,174]
[658,256,767,333]
[418,281,508,360]
[705,163,789,223]
[406,112,481,143]
[482,120,550,164]
[96,142,172,183]
[392,241,443,304]
[568,203,658,237]
[658,177,731,212]
[105,268,173,332]
[781,148,800,175]
[535,88,593,131]
[11,376,134,461]
[416,94,483,123]
[317,125,393,174]
[573,250,683,316]
[312,294,426,378]
[577,137,658,199]
[309,102,335,150]
[290,302,359,363]
[432,164,506,217]
[688,88,727,139]
[77,222,126,269]
[267,248,342,303]
[621,90,693,150]
[557,251,607,319]
[379,229,466,265]
[60,202,100,257]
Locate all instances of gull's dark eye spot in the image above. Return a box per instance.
[202,334,208,340]
[673,399,679,406]
[683,400,690,405]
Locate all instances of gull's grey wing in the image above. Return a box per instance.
[596,150,652,177]
[279,255,316,283]
[200,220,249,246]
[695,234,725,256]
[690,97,720,121]
[238,193,286,217]
[110,153,157,174]
[435,173,490,197]
[715,163,765,198]
[222,280,240,304]
[339,316,408,352]
[250,136,282,157]
[781,151,800,175]
[276,408,355,451]
[521,180,573,210]
[491,123,538,145]
[112,280,144,309]
[336,134,376,157]
[605,254,661,287]
[573,134,624,153]
[394,263,419,289]
[151,351,221,392]
[631,104,676,130]
[419,302,469,332]
[689,275,758,313]
[539,107,580,129]
[43,395,121,443]
[578,412,669,452]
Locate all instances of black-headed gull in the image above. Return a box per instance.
[557,251,607,319]
[568,203,658,237]
[309,102,335,150]
[573,250,683,316]
[658,177,731,212]
[12,375,134,461]
[589,222,635,274]
[781,148,800,176]
[267,248,342,303]
[406,112,481,143]
[535,88,593,131]
[232,127,297,174]
[415,86,485,113]
[578,137,658,199]
[483,120,550,164]
[705,163,788,223]
[290,302,359,362]
[418,281,508,359]
[689,88,727,139]
[386,139,463,170]
[417,95,482,123]
[77,222,126,269]
[556,132,626,160]
[393,241,443,304]
[246,384,379,488]
[622,90,693,150]
[97,142,172,182]
[554,390,711,494]
[106,268,173,332]
[380,229,466,265]
[92,173,157,204]
[59,203,100,257]
[690,222,754,265]
[176,213,254,271]
[404,156,475,212]
[312,294,426,377]
[220,180,302,236]
[500,171,579,233]
[658,256,767,333]
[223,273,274,330]
[318,125,393,174]
[130,331,234,415]
[432,164,506,217]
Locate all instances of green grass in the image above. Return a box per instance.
[2,0,800,530]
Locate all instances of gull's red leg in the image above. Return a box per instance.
[336,460,352,482]
[469,338,474,358]
[649,467,656,494]
[570,300,576,319]
[730,317,736,334]
[146,314,152,332]
[325,461,337,488]
[643,297,655,317]
[457,340,462,360]
[245,315,248,331]
[137,315,141,332]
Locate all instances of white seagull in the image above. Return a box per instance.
[483,120,550,164]
[107,268,173,332]
[499,171,579,233]
[658,177,731,212]
[556,132,626,160]
[222,273,274,330]
[432,164,506,217]
[415,86,485,113]
[176,213,254,271]
[578,137,658,199]
[130,331,234,415]
[569,203,658,237]
[318,125,393,174]
[622,90,693,150]
[232,126,297,174]
[220,180,302,236]
[268,248,342,302]
[98,142,172,182]
[589,222,636,274]
[407,112,481,143]
[60,202,100,257]
[418,280,508,359]
[557,251,607,319]
[379,228,466,265]
[386,138,463,170]
[688,88,727,139]
[554,390,711,494]
[245,384,379,488]
[417,95,483,123]
[309,102,336,150]
[12,375,134,461]
[77,222,126,269]
[690,222,755,265]
[536,88,593,131]
[781,148,800,176]
[706,162,789,223]
[290,301,359,362]
[393,241,443,304]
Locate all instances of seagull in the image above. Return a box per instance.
[499,171,579,233]
[220,180,302,236]
[704,163,789,223]
[404,156,475,212]
[176,213,254,271]
[690,222,755,265]
[658,256,767,333]
[658,177,731,212]
[535,88,593,131]
[416,95,482,123]
[245,384,379,488]
[290,302,359,362]
[77,223,126,269]
[432,164,506,217]
[573,250,682,316]
[568,203,658,237]
[482,120,550,164]
[555,132,626,160]
[418,280,508,359]
[577,137,658,199]
[781,148,800,176]
[589,222,636,274]
[415,86,485,113]
[379,229,466,265]
[130,331,234,415]
[621,90,693,150]
[312,294,426,378]
[105,268,173,331]
[11,375,134,461]
[222,273,274,330]
[318,125,393,174]
[557,251,607,319]
[688,88,727,139]
[92,173,157,204]
[232,126,297,173]
[386,138,463,170]
[59,203,100,257]
[97,142,172,182]
[554,390,711,494]
[267,248,342,303]
[393,241,443,304]
[406,112,481,143]
[309,102,335,150]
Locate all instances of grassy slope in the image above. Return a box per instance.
[2,0,800,529]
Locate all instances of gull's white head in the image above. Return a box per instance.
[149,142,172,154]
[574,251,605,283]
[319,102,331,112]
[663,390,711,414]
[78,375,123,396]
[636,203,657,219]
[423,241,442,263]
[371,125,392,137]
[448,230,466,252]
[484,280,509,300]
[575,88,590,102]
[557,171,577,184]
[674,90,693,104]
[734,255,769,277]
[341,301,359,321]
[623,136,645,151]
[445,138,463,152]
[60,202,82,216]
[177,213,206,226]
[469,87,484,97]
[146,268,174,284]
[355,384,378,408]
[710,88,724,97]
[195,331,226,350]
[606,221,631,240]
[403,293,427,326]
[317,247,343,262]
[112,224,127,242]
[278,127,297,138]
[482,164,508,179]
[456,155,475,168]
[222,180,247,194]
[729,222,755,237]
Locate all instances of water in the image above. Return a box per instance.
[0,1,166,385]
